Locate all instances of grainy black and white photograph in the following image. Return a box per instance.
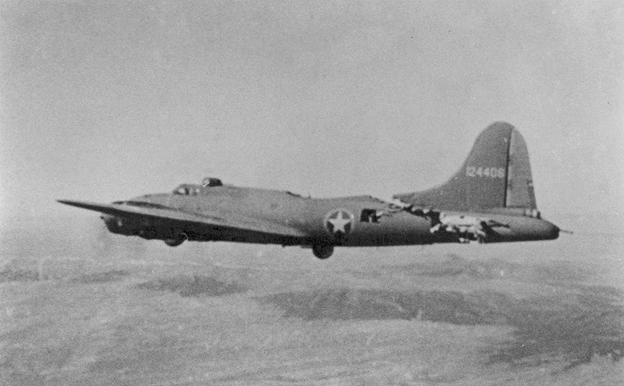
[1,1,623,385]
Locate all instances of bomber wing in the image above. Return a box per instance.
[57,199,308,239]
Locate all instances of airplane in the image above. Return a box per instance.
[58,122,560,259]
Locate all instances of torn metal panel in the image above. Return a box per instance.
[433,214,511,243]
[432,215,487,243]
[394,202,510,244]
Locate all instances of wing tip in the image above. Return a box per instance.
[57,199,84,207]
[56,199,109,212]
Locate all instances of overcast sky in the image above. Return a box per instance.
[1,0,622,219]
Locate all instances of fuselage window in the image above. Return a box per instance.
[360,209,382,223]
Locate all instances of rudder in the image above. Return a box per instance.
[505,128,536,209]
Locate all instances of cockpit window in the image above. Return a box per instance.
[174,187,189,195]
[173,185,203,195]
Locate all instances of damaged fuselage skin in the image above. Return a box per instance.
[59,122,560,259]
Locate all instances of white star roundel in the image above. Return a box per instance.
[324,209,354,237]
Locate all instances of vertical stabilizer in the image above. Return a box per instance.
[393,122,537,212]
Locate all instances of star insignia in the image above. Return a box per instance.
[325,210,354,237]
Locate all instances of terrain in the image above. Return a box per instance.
[1,213,623,385]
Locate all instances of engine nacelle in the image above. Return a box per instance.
[101,215,141,236]
[101,214,190,246]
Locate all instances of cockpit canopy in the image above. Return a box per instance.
[172,177,224,196]
[173,184,201,196]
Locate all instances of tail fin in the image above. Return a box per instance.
[393,122,537,212]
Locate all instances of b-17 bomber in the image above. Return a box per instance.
[59,122,560,259]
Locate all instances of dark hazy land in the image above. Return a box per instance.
[1,214,623,385]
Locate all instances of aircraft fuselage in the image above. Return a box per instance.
[105,184,558,249]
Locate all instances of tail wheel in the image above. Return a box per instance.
[312,244,334,260]
[164,233,187,247]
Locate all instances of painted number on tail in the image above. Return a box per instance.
[466,166,505,178]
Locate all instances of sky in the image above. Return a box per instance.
[1,0,622,219]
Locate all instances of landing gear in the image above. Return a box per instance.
[164,233,187,247]
[312,244,334,260]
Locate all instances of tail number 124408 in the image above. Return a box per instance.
[466,166,505,178]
